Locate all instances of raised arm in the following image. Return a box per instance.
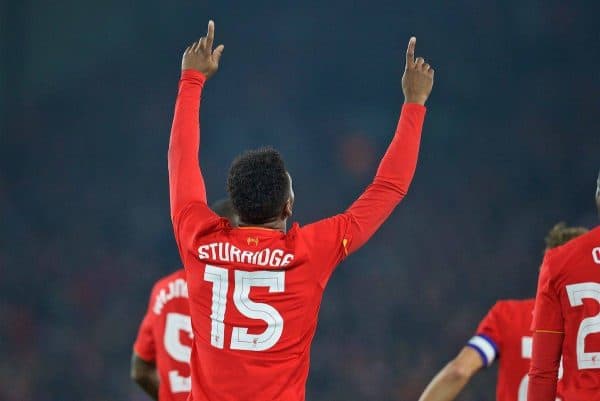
[342,37,434,254]
[168,20,224,221]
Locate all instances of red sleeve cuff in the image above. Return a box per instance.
[181,69,207,85]
[402,103,427,114]
[133,343,155,363]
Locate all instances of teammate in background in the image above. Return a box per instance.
[168,20,433,401]
[416,223,588,401]
[529,172,600,401]
[130,200,237,401]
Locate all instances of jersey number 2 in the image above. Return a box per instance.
[566,282,600,369]
[204,264,285,351]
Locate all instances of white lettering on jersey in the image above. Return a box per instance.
[153,278,189,315]
[164,312,193,392]
[197,242,295,268]
[518,336,532,401]
[592,247,600,264]
[566,282,600,369]
[204,265,285,351]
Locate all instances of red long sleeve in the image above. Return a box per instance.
[344,103,426,254]
[528,331,563,401]
[168,69,208,220]
[303,103,426,287]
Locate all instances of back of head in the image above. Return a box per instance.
[544,222,589,250]
[227,147,290,225]
[210,198,238,225]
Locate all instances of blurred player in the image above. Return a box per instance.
[416,223,588,401]
[529,172,600,401]
[131,200,237,401]
[168,20,434,401]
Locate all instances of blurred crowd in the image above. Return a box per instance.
[1,1,598,400]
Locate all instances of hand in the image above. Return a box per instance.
[402,37,434,105]
[181,20,225,79]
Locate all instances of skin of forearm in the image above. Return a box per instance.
[418,363,472,401]
[135,372,159,401]
[131,353,159,400]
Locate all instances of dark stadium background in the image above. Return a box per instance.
[1,1,599,400]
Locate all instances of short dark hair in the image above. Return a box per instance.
[227,147,289,224]
[544,222,588,250]
[210,198,237,221]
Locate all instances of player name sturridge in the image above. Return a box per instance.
[198,241,295,268]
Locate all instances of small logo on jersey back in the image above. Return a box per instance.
[247,236,259,246]
[593,247,600,265]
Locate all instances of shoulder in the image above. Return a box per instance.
[148,269,188,316]
[155,268,186,287]
[483,300,511,323]
[298,214,351,244]
[493,298,534,311]
[493,298,535,319]
[547,225,600,259]
[543,225,600,275]
[175,202,226,236]
[487,299,512,315]
[476,301,507,329]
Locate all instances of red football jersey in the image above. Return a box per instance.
[467,299,562,401]
[530,226,600,401]
[134,269,192,401]
[168,70,426,400]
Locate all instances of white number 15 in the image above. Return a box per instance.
[204,265,285,352]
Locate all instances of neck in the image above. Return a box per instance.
[238,218,287,232]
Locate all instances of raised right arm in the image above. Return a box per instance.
[341,98,426,255]
[343,37,433,253]
[307,37,433,261]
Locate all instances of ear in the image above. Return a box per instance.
[283,198,293,219]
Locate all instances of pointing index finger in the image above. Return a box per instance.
[406,36,416,67]
[206,20,215,49]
